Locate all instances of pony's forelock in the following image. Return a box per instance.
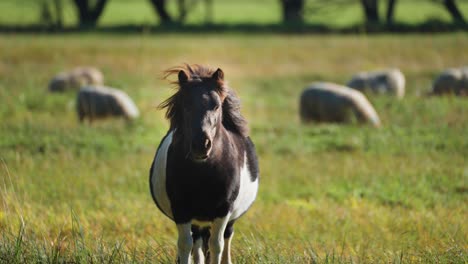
[163,64,226,91]
[159,64,248,137]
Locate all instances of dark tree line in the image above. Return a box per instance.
[149,0,214,24]
[353,0,464,25]
[73,0,109,27]
[359,0,398,24]
[40,0,64,28]
[441,0,466,24]
[280,0,305,24]
[283,0,465,25]
[40,0,108,27]
[39,0,467,28]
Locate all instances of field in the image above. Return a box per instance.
[0,32,467,263]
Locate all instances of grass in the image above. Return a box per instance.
[0,33,467,263]
[1,0,468,28]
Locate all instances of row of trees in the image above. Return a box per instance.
[41,0,466,28]
[281,0,466,25]
[358,0,466,25]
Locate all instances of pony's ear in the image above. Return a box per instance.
[178,70,188,84]
[212,68,224,81]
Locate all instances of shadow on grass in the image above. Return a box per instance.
[0,20,466,35]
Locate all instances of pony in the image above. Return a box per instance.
[300,82,381,127]
[149,64,259,264]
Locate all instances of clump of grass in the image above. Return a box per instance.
[0,214,178,263]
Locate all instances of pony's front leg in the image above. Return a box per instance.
[177,223,193,264]
[209,215,231,264]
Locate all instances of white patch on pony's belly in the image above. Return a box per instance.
[230,152,259,220]
[151,131,174,220]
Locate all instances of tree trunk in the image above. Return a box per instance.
[73,0,108,27]
[280,0,305,24]
[53,0,63,28]
[443,0,466,24]
[149,0,173,24]
[205,0,213,24]
[178,0,187,22]
[360,0,379,24]
[386,0,396,25]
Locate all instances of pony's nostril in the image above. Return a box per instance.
[205,138,212,150]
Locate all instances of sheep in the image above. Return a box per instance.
[76,86,139,122]
[432,67,468,96]
[69,67,104,89]
[49,67,104,92]
[300,82,381,127]
[48,72,69,92]
[347,68,405,99]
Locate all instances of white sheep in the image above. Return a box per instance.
[432,67,468,96]
[49,67,104,92]
[347,68,405,99]
[300,82,381,127]
[76,86,139,122]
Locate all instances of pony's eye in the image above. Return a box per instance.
[213,105,220,111]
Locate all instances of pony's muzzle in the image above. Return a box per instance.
[191,136,212,161]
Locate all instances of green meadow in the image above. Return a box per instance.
[0,32,467,263]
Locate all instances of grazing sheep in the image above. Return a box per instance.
[347,69,405,98]
[69,67,104,88]
[76,86,139,122]
[300,82,381,127]
[432,67,468,96]
[48,72,69,92]
[49,67,104,92]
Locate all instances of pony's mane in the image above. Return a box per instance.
[163,64,219,83]
[159,64,249,137]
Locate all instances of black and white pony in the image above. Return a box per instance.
[150,64,259,264]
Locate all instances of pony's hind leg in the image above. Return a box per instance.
[221,221,235,264]
[193,239,205,264]
[177,223,193,264]
[192,226,206,264]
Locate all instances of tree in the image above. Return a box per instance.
[441,0,466,24]
[204,0,214,24]
[386,0,397,25]
[40,0,64,28]
[360,0,379,24]
[149,0,211,25]
[72,0,108,27]
[149,0,173,24]
[280,0,305,24]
